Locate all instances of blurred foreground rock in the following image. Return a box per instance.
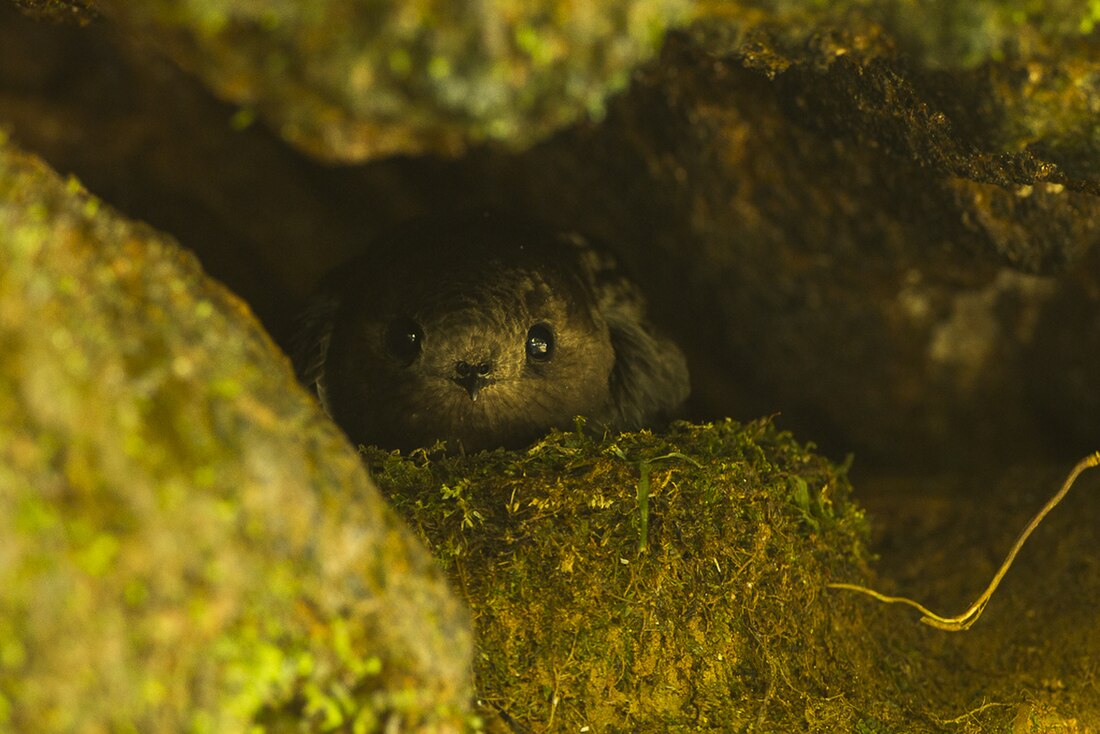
[10,0,96,23]
[0,136,472,732]
[369,422,1100,730]
[98,0,690,162]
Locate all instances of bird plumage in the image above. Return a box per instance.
[291,211,689,452]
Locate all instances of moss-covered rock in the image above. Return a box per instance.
[99,0,690,162]
[694,1,1100,185]
[5,3,1100,731]
[366,419,921,730]
[0,134,472,732]
[10,0,98,24]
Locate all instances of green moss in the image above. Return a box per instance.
[697,0,1100,68]
[364,419,915,729]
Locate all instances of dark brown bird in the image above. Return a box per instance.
[292,211,689,452]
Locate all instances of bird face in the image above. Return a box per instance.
[322,237,617,452]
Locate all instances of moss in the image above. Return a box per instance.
[694,0,1100,68]
[361,421,1100,729]
[365,419,921,729]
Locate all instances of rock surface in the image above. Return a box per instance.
[0,135,472,732]
[469,14,1100,469]
[10,0,97,23]
[97,0,689,161]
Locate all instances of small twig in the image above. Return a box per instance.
[613,451,701,554]
[936,700,1009,725]
[829,451,1100,632]
[637,461,651,553]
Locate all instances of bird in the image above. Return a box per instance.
[291,211,690,452]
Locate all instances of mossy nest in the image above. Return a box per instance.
[366,419,909,730]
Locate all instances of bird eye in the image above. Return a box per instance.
[525,323,555,362]
[383,317,423,365]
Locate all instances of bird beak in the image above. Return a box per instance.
[453,374,492,401]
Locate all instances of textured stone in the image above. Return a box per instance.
[3,3,1100,728]
[463,17,1100,468]
[99,0,689,162]
[0,135,472,732]
[11,0,98,23]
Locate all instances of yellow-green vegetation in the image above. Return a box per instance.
[365,418,911,730]
[0,135,472,733]
[366,425,1100,730]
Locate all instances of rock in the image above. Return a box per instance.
[2,2,1099,469]
[368,420,1100,730]
[10,0,98,24]
[0,134,472,732]
[98,0,690,162]
[465,12,1100,468]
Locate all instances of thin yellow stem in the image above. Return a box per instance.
[829,451,1100,632]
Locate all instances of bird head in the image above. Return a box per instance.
[321,216,617,451]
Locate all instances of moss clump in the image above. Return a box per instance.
[366,419,913,730]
